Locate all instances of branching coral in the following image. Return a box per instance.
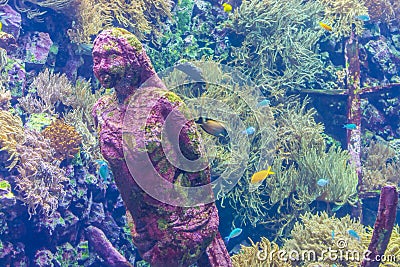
[42,119,82,161]
[15,130,67,217]
[62,79,102,159]
[231,237,291,267]
[68,0,172,44]
[230,0,331,97]
[66,0,113,44]
[361,141,400,192]
[61,78,101,130]
[98,0,172,40]
[317,0,369,38]
[20,70,101,163]
[0,110,24,170]
[18,93,48,114]
[24,69,75,114]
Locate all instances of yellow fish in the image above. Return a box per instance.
[319,22,332,31]
[0,22,2,32]
[251,166,275,184]
[222,3,232,13]
[196,117,228,138]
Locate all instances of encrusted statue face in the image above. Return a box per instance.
[93,28,158,101]
[92,40,128,89]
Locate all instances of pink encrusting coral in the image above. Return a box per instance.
[92,28,231,267]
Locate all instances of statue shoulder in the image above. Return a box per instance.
[92,94,116,127]
[93,95,115,113]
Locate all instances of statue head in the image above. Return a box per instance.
[92,28,157,100]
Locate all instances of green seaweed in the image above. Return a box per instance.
[0,180,11,191]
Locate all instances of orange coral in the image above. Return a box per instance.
[42,119,82,160]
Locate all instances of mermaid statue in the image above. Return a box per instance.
[92,28,231,267]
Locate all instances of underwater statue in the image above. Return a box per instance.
[91,28,232,267]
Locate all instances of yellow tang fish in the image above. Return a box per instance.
[319,22,332,31]
[0,21,2,32]
[251,166,275,184]
[222,3,232,13]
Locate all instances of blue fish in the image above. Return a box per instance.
[348,229,360,241]
[257,99,270,108]
[355,14,370,21]
[243,126,255,135]
[317,178,329,187]
[224,228,242,244]
[331,230,335,241]
[343,123,357,130]
[96,160,110,182]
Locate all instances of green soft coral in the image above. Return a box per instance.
[0,180,15,205]
[26,113,55,132]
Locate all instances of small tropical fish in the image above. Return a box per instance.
[343,123,357,130]
[319,22,333,31]
[317,178,329,187]
[222,3,233,13]
[0,21,2,31]
[77,43,94,55]
[242,126,255,135]
[196,117,228,138]
[257,99,271,108]
[224,36,231,48]
[251,166,275,184]
[348,229,360,241]
[332,204,343,212]
[331,230,335,241]
[355,14,370,21]
[175,61,205,83]
[224,228,242,244]
[96,160,110,182]
[229,240,250,255]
